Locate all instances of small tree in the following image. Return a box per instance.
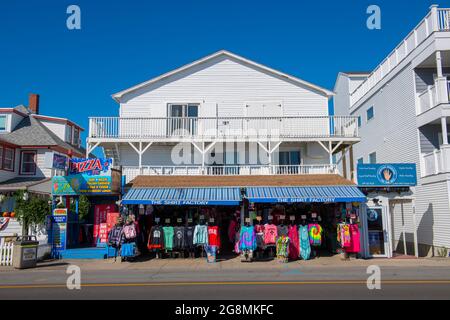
[14,191,51,235]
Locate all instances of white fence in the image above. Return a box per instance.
[89,116,358,140]
[422,146,450,176]
[123,164,338,183]
[418,81,450,114]
[350,7,450,107]
[0,242,13,266]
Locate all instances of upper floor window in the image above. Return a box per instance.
[73,128,80,146]
[357,157,364,164]
[367,106,374,121]
[369,152,377,164]
[357,116,362,128]
[67,126,73,144]
[0,146,15,171]
[20,151,37,175]
[0,115,7,132]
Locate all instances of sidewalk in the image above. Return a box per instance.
[5,254,448,272]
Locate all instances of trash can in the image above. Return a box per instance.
[13,235,39,269]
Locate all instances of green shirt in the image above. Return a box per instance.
[163,226,174,251]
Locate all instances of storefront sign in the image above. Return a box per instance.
[357,163,417,187]
[52,175,112,195]
[99,223,108,243]
[69,158,112,176]
[44,152,68,170]
[52,208,67,252]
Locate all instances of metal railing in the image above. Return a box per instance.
[350,7,450,107]
[89,116,359,140]
[122,164,338,183]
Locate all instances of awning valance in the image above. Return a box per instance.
[122,187,242,206]
[246,186,366,203]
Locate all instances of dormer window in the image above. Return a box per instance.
[67,125,73,144]
[0,115,7,132]
[73,127,80,146]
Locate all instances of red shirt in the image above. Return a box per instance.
[207,226,221,248]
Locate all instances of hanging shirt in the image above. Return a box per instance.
[276,235,290,260]
[277,225,289,237]
[239,226,257,251]
[255,224,265,249]
[193,225,208,246]
[345,224,361,253]
[299,225,311,260]
[173,226,185,250]
[184,226,195,249]
[288,225,299,260]
[207,226,221,248]
[263,224,278,245]
[163,226,174,251]
[308,224,322,246]
[147,225,164,250]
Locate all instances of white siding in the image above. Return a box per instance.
[389,199,415,252]
[120,56,329,119]
[39,120,67,141]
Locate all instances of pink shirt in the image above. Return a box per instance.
[264,224,278,245]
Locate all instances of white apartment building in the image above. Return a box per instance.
[335,5,450,257]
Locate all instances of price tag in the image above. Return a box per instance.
[165,218,171,224]
[280,215,286,220]
[177,218,182,223]
[209,218,215,223]
[289,215,295,221]
[350,214,357,219]
[268,215,273,220]
[256,216,262,221]
[199,215,205,220]
[155,217,160,223]
[301,215,307,220]
[311,213,317,218]
[187,218,193,223]
[245,218,251,223]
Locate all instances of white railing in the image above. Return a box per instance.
[0,242,13,266]
[89,116,359,140]
[422,145,450,176]
[123,164,338,183]
[350,7,450,107]
[418,81,450,114]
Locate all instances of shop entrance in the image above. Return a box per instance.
[366,206,391,257]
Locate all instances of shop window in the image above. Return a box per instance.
[3,147,14,171]
[20,151,37,175]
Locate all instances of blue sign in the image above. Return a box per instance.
[357,163,417,187]
[52,208,67,253]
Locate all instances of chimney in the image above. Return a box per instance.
[29,93,40,114]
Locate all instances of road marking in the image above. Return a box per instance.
[1,279,450,289]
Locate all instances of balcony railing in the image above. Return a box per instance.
[122,164,338,183]
[89,116,359,140]
[422,145,450,176]
[418,80,450,114]
[350,7,450,107]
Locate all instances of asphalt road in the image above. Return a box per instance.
[1,265,450,299]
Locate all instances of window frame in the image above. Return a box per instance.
[357,115,362,128]
[0,115,7,132]
[366,106,374,122]
[19,150,37,175]
[0,145,15,172]
[368,152,377,164]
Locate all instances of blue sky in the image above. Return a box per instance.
[0,0,446,143]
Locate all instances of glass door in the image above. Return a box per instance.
[366,206,391,257]
[168,104,198,136]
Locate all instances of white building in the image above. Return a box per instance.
[334,5,450,257]
[87,50,359,181]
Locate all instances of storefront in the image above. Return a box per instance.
[357,163,418,258]
[120,175,367,262]
[50,157,122,259]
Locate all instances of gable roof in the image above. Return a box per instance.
[112,50,334,102]
[0,115,86,156]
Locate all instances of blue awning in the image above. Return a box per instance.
[246,185,366,203]
[122,187,242,206]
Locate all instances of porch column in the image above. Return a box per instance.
[435,51,448,104]
[442,117,448,145]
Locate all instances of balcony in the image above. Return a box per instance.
[88,116,359,142]
[422,145,450,177]
[350,6,450,107]
[122,164,338,183]
[418,80,450,114]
